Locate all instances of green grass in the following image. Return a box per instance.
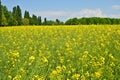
[0,25,120,80]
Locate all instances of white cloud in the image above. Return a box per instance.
[32,8,120,21]
[34,9,103,18]
[108,14,120,18]
[112,5,120,10]
[79,9,103,17]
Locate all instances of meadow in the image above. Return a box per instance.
[0,25,120,80]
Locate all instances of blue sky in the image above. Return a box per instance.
[2,0,120,21]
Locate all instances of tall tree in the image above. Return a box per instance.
[37,16,42,25]
[8,13,18,26]
[56,19,60,25]
[44,17,47,25]
[12,5,22,25]
[0,0,2,26]
[12,6,17,24]
[16,5,22,25]
[23,10,30,25]
[24,10,30,19]
[1,13,7,26]
[2,5,13,26]
[12,6,17,18]
[32,14,37,25]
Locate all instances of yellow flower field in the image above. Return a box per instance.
[0,25,120,80]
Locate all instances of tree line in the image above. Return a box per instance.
[0,0,120,26]
[65,17,120,25]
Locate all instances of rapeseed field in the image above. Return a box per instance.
[0,25,120,80]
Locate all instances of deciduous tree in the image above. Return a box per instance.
[38,16,42,25]
[1,13,8,26]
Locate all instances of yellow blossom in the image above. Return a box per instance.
[11,51,20,58]
[8,75,12,79]
[109,54,115,60]
[51,70,58,75]
[13,75,21,80]
[29,56,35,61]
[83,51,88,55]
[85,71,90,77]
[95,71,101,78]
[72,73,80,79]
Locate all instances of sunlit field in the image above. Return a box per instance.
[0,25,120,80]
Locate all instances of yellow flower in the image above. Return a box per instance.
[11,51,19,58]
[62,65,66,71]
[81,75,85,80]
[95,71,101,78]
[110,62,115,67]
[109,54,115,60]
[60,57,64,63]
[20,67,25,73]
[101,43,105,47]
[56,66,62,73]
[72,73,80,79]
[71,68,76,72]
[51,70,57,75]
[83,51,88,55]
[13,75,21,80]
[65,42,70,48]
[8,75,12,79]
[100,56,105,64]
[29,56,35,61]
[42,56,48,63]
[38,77,44,80]
[34,75,39,78]
[85,71,90,77]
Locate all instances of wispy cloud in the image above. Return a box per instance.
[34,11,68,17]
[112,5,120,10]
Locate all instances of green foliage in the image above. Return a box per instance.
[56,19,60,25]
[43,17,47,25]
[1,13,8,26]
[65,17,120,25]
[12,5,22,26]
[22,18,29,25]
[37,16,42,25]
[65,18,79,25]
[24,10,30,19]
[29,14,38,25]
[16,5,22,25]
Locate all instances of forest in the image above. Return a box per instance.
[0,1,120,26]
